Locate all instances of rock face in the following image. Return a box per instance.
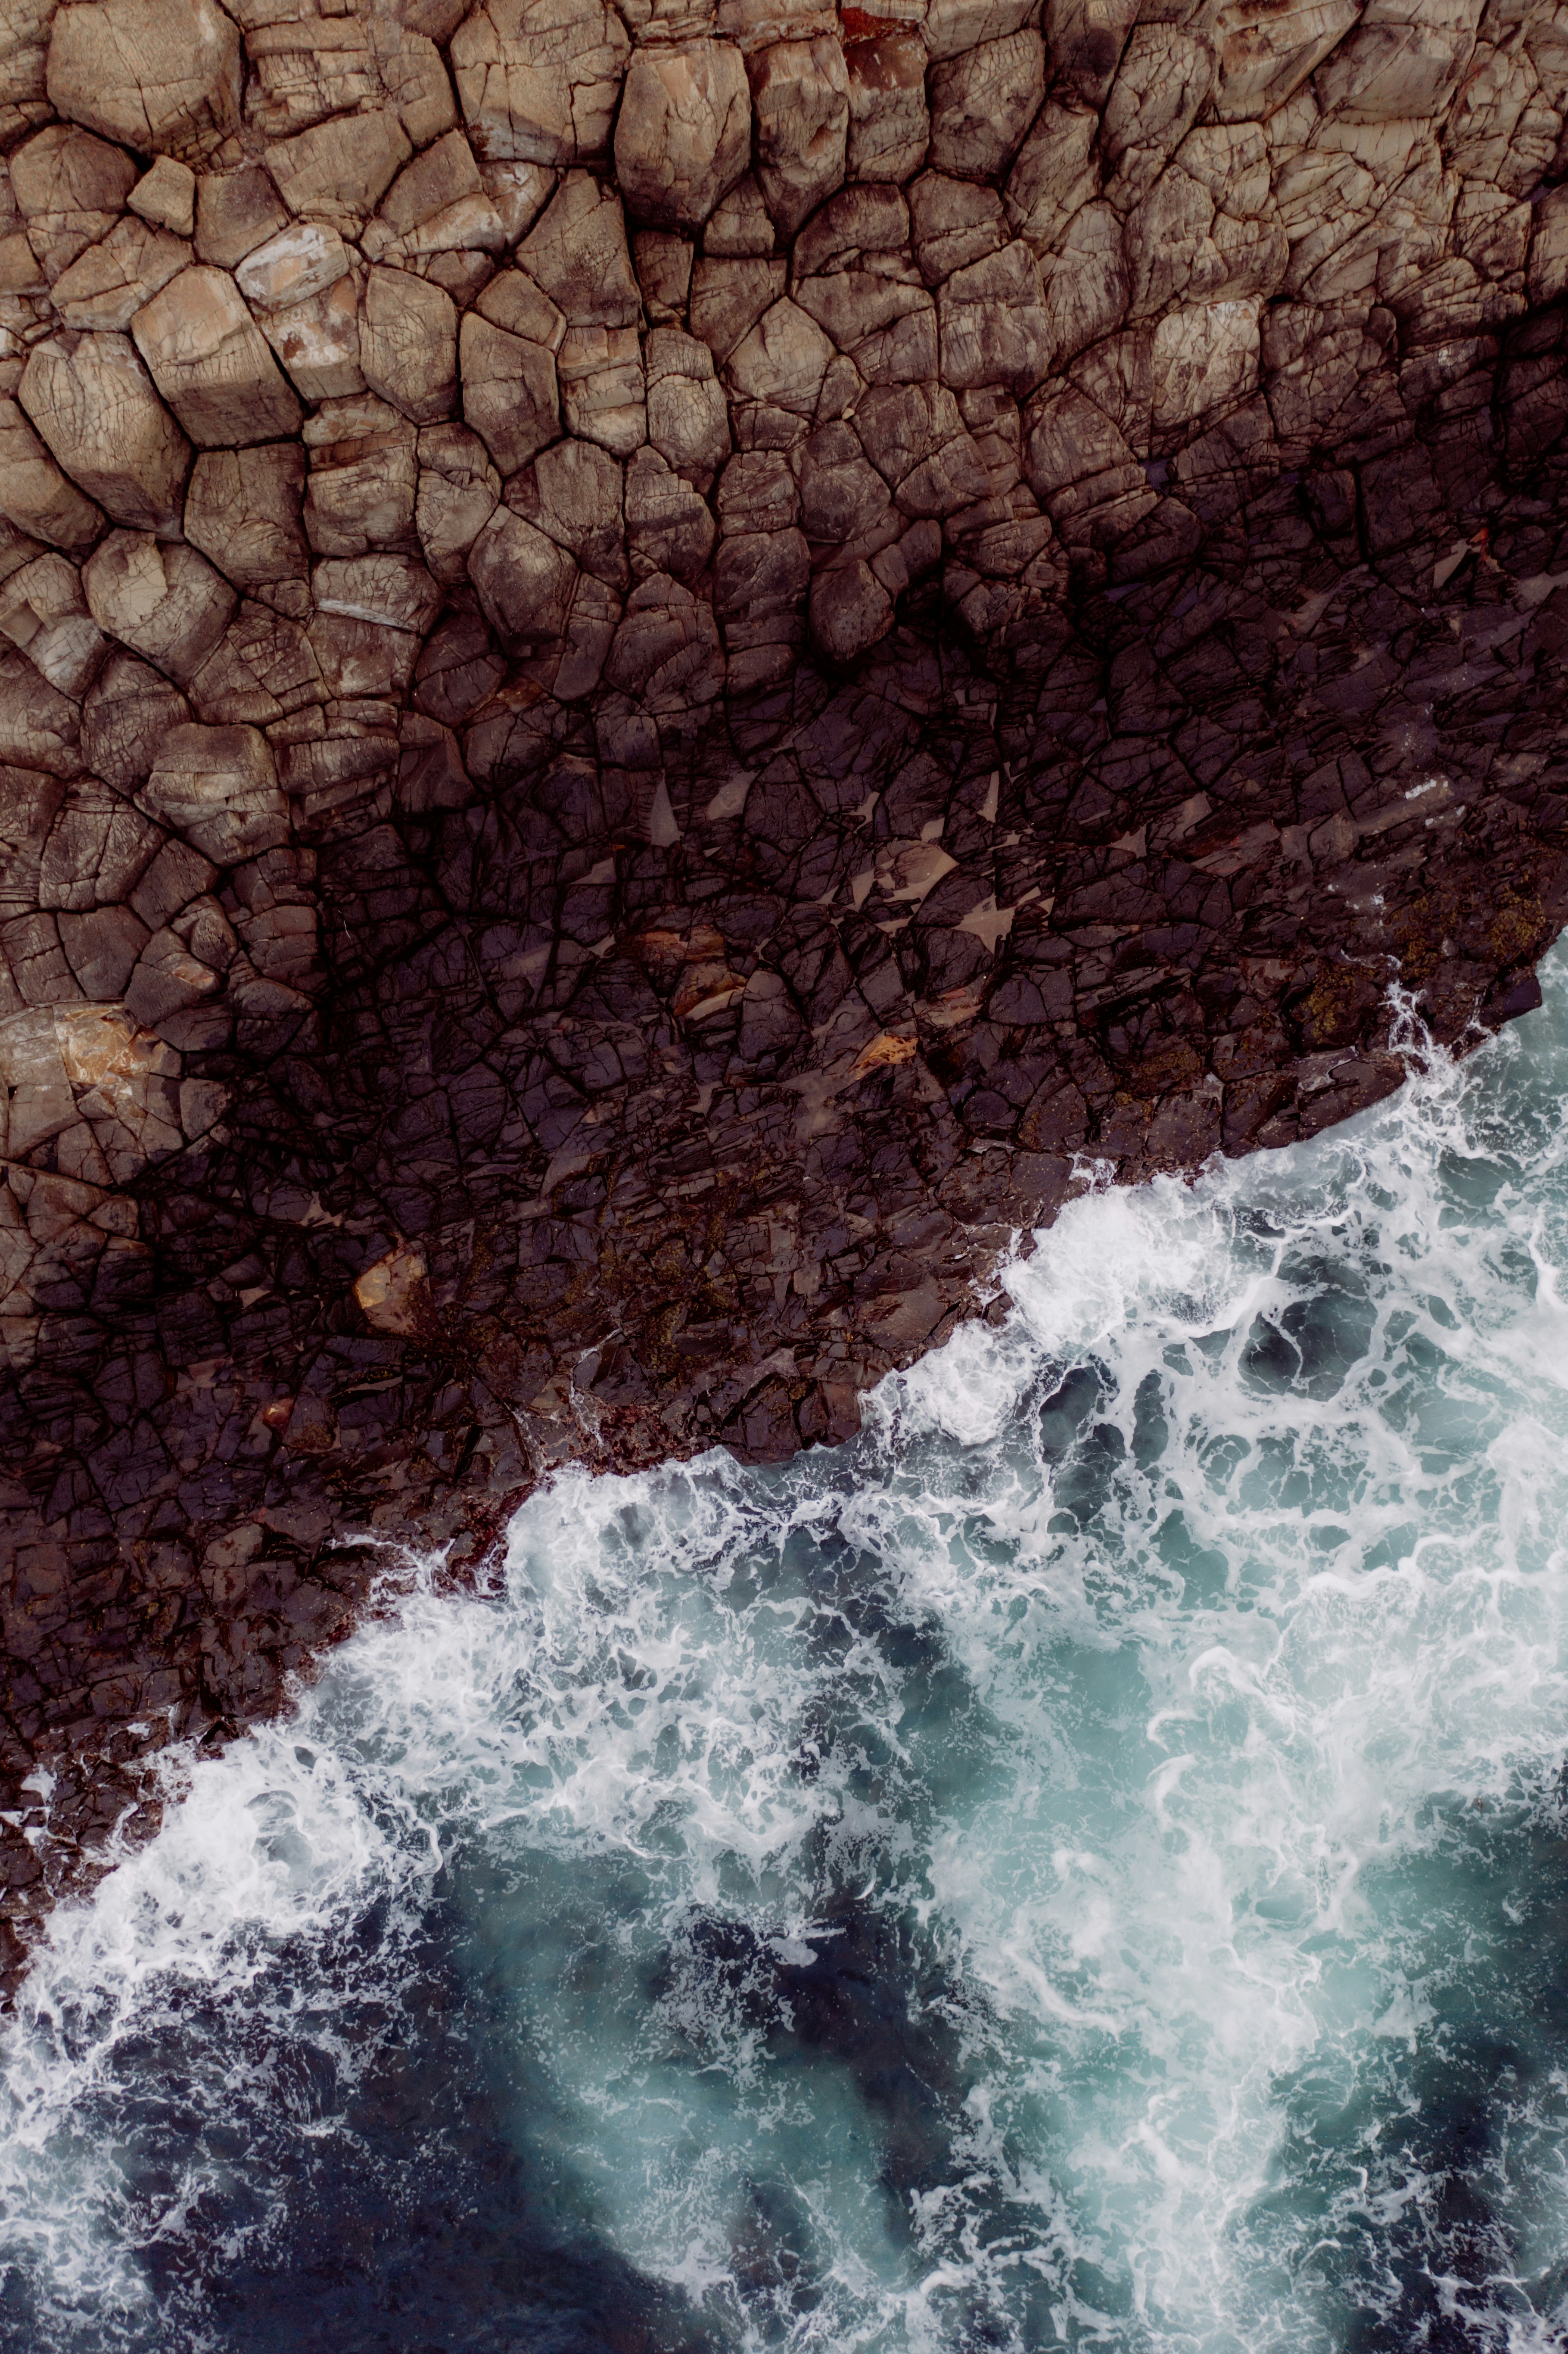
[1,0,1568,1980]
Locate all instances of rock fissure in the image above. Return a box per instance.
[0,0,1565,1980]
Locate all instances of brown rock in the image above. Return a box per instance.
[359,265,458,425]
[748,37,850,241]
[50,217,190,333]
[415,423,500,583]
[466,503,578,646]
[11,123,137,284]
[846,36,929,185]
[83,530,236,686]
[313,554,442,638]
[615,41,751,232]
[303,394,420,557]
[646,327,731,484]
[809,558,894,661]
[929,33,1047,181]
[131,266,303,448]
[259,273,367,405]
[184,446,309,589]
[46,0,241,163]
[0,552,107,698]
[19,333,190,537]
[625,445,715,584]
[139,721,289,866]
[128,157,196,240]
[0,397,103,551]
[194,163,290,271]
[459,310,561,474]
[266,112,414,237]
[451,0,629,166]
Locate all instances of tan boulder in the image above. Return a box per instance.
[1212,0,1356,123]
[938,240,1053,393]
[809,559,894,663]
[128,157,196,240]
[748,38,849,241]
[1101,27,1215,212]
[139,721,289,867]
[451,0,629,165]
[615,41,750,231]
[188,601,321,727]
[19,333,190,537]
[1149,297,1262,431]
[0,398,103,551]
[49,217,190,333]
[46,0,240,162]
[11,123,137,284]
[261,274,367,405]
[359,266,458,424]
[266,112,413,237]
[0,553,107,699]
[0,645,84,775]
[194,163,290,271]
[0,0,52,155]
[354,1243,433,1338]
[604,573,722,711]
[84,531,236,687]
[513,435,625,585]
[184,446,309,589]
[236,224,351,316]
[689,254,787,361]
[81,654,193,791]
[380,133,485,239]
[516,171,640,326]
[313,554,443,638]
[132,266,303,448]
[1316,0,1483,124]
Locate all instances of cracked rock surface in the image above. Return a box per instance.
[0,0,1567,1978]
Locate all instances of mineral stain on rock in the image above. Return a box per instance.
[0,0,1566,1980]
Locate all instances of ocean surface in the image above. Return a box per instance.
[6,956,1568,2354]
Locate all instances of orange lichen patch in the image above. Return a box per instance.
[851,1030,918,1076]
[354,1243,434,1337]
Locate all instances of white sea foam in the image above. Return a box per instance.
[6,963,1568,2351]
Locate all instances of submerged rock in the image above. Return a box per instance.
[3,0,1568,1983]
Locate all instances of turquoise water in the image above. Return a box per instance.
[6,960,1568,2351]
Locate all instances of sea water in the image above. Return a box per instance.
[5,960,1568,2354]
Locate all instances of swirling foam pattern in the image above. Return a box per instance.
[7,956,1568,2351]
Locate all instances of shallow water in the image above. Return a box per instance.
[6,963,1568,2354]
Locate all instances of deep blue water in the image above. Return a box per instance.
[6,960,1568,2351]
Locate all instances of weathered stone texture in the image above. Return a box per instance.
[1,0,1568,1985]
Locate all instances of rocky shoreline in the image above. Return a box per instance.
[1,0,1568,1986]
